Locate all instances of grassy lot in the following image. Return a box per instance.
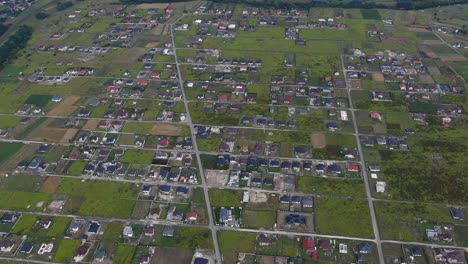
[0,142,23,164]
[53,239,80,263]
[47,217,71,238]
[159,227,214,249]
[208,189,243,207]
[360,9,382,20]
[11,214,37,234]
[197,138,221,152]
[103,221,124,242]
[455,225,468,246]
[0,190,51,211]
[121,122,153,134]
[0,115,22,128]
[0,175,42,192]
[315,197,374,238]
[219,230,256,263]
[297,176,366,197]
[24,94,52,107]
[57,178,138,218]
[375,201,452,241]
[114,244,136,264]
[325,133,357,148]
[67,160,86,175]
[243,210,276,229]
[121,149,154,164]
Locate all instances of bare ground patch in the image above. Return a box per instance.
[145,42,159,48]
[408,26,430,32]
[40,177,62,193]
[372,72,385,82]
[419,74,435,84]
[29,128,67,142]
[60,128,78,143]
[113,48,147,63]
[440,54,466,62]
[311,132,326,148]
[151,248,194,264]
[82,119,99,131]
[205,169,229,187]
[151,124,183,136]
[249,191,268,203]
[382,37,407,44]
[48,95,80,116]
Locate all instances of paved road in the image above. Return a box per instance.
[170,24,222,263]
[341,54,385,263]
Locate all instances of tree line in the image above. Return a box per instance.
[0,25,33,70]
[121,0,468,10]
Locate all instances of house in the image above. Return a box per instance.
[87,221,100,234]
[376,182,386,193]
[144,225,155,236]
[370,111,382,121]
[186,211,198,222]
[358,243,372,254]
[74,244,90,262]
[317,239,332,250]
[302,237,314,251]
[141,185,151,196]
[0,239,14,252]
[410,247,423,257]
[449,207,464,220]
[140,255,150,264]
[347,164,359,172]
[148,207,161,219]
[39,219,52,229]
[94,250,106,262]
[302,198,314,208]
[162,226,174,237]
[257,233,272,246]
[1,213,16,224]
[51,95,63,102]
[123,225,133,237]
[19,242,34,254]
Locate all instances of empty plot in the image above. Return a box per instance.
[311,132,326,148]
[60,128,78,143]
[40,177,62,193]
[48,95,80,116]
[151,124,184,136]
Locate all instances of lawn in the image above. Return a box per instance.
[243,210,276,229]
[47,217,72,237]
[56,178,138,218]
[53,239,80,263]
[297,176,366,197]
[197,138,221,152]
[455,225,468,247]
[315,197,374,238]
[11,214,37,234]
[375,201,452,241]
[114,244,136,264]
[121,149,155,164]
[0,142,23,164]
[208,189,243,207]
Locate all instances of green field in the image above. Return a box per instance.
[375,201,452,241]
[11,214,37,234]
[47,217,72,237]
[159,227,214,249]
[53,239,80,263]
[0,142,23,164]
[297,176,366,197]
[360,9,382,20]
[0,115,22,128]
[121,149,155,164]
[219,230,256,263]
[114,244,136,264]
[24,94,52,107]
[208,189,243,207]
[67,160,86,175]
[0,190,51,211]
[315,197,374,238]
[243,210,276,229]
[57,178,138,218]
